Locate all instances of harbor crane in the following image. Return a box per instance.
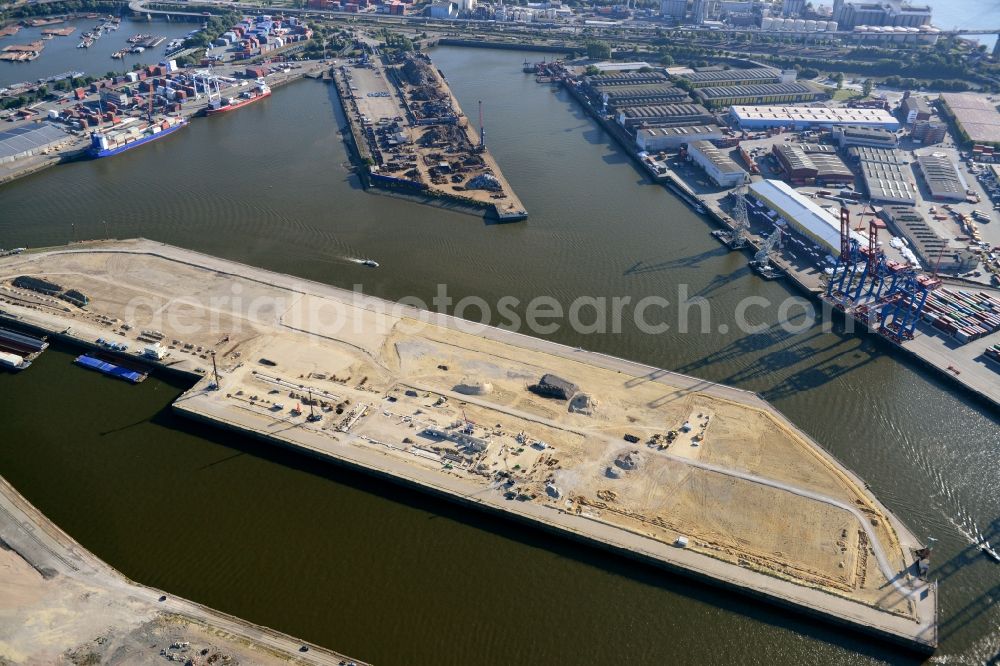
[824,206,937,338]
[192,69,222,108]
[730,181,750,249]
[477,100,486,151]
[750,227,783,279]
[714,181,750,249]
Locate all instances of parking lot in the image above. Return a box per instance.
[346,62,405,126]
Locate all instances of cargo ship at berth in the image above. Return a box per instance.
[88,116,188,158]
[205,80,271,116]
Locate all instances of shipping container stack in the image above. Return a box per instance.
[921,288,1000,344]
[972,144,996,164]
[986,343,1000,367]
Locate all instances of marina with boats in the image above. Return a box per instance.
[76,16,120,49]
[0,14,181,71]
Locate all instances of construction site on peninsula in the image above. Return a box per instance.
[0,239,937,653]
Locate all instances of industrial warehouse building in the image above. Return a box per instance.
[679,67,791,88]
[584,71,670,87]
[0,123,70,165]
[635,124,723,151]
[916,153,968,201]
[900,95,932,125]
[581,71,692,112]
[749,179,866,254]
[847,146,916,204]
[617,103,714,130]
[731,105,900,131]
[832,125,899,149]
[939,93,1000,146]
[833,0,932,29]
[687,140,747,187]
[99,89,130,107]
[694,82,818,108]
[912,119,947,145]
[771,143,855,186]
[598,85,691,109]
[880,206,977,272]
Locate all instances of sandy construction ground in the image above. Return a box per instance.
[0,240,936,649]
[0,477,365,666]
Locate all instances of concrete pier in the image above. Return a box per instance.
[332,52,527,221]
[0,240,937,653]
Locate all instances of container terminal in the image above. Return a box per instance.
[0,58,328,184]
[331,49,527,221]
[204,78,271,115]
[0,240,938,653]
[528,60,1000,410]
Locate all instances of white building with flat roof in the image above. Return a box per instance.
[688,140,747,187]
[749,179,866,254]
[636,124,723,151]
[731,105,900,131]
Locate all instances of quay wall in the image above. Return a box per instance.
[175,398,937,655]
[555,75,999,412]
[0,240,937,652]
[331,64,523,221]
[435,38,575,54]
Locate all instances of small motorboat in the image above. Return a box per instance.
[360,259,379,268]
[982,542,1000,563]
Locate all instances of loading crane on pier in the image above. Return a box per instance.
[879,271,936,342]
[714,182,750,249]
[477,100,486,151]
[827,207,863,307]
[192,69,222,108]
[824,205,938,339]
[749,227,783,279]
